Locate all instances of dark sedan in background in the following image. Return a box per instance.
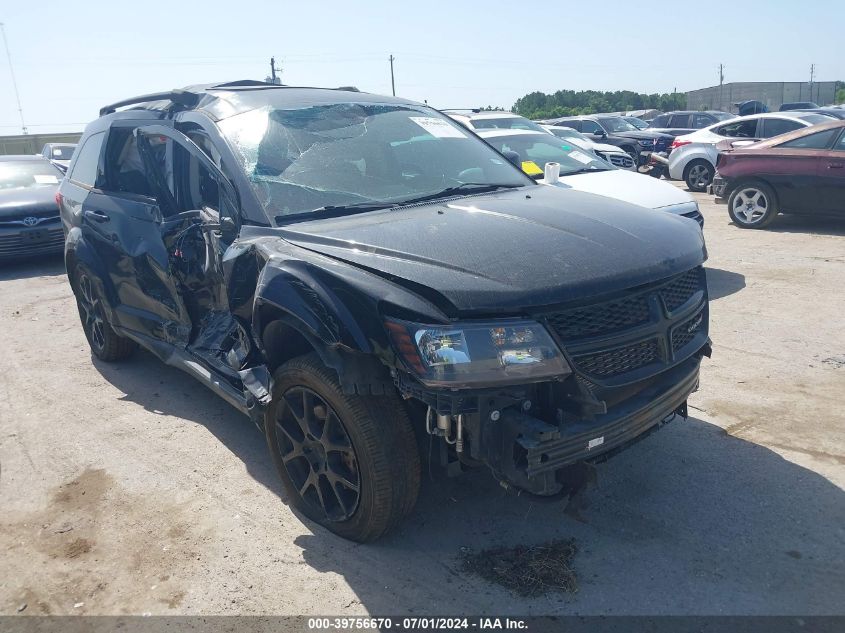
[0,156,65,261]
[711,119,845,228]
[545,115,674,166]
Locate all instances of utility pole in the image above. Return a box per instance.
[718,63,724,111]
[0,22,27,135]
[809,63,815,100]
[267,56,282,85]
[389,54,396,96]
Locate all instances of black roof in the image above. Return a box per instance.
[98,80,417,121]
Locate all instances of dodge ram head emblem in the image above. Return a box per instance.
[22,217,38,226]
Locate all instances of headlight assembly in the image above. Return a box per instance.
[385,318,571,388]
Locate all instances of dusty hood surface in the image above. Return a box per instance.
[553,170,694,211]
[271,186,706,314]
[0,185,60,220]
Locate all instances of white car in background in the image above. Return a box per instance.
[443,110,548,133]
[542,125,636,170]
[667,111,833,191]
[477,129,703,227]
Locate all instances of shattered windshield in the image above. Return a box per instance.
[219,103,531,222]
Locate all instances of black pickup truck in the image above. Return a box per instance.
[58,82,710,541]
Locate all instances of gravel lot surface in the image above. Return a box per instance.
[1,185,843,616]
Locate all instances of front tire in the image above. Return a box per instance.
[728,181,779,229]
[73,266,136,361]
[265,353,420,542]
[684,159,714,192]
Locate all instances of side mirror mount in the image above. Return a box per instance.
[502,150,521,168]
[220,216,238,242]
[595,129,607,138]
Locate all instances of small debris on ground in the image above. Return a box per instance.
[17,603,27,613]
[459,539,578,597]
[821,356,845,369]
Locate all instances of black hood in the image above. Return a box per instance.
[272,186,707,315]
[0,185,60,220]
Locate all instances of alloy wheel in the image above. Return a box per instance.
[732,187,769,224]
[274,386,361,522]
[688,164,712,189]
[78,274,106,352]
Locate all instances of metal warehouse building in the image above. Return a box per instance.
[0,132,82,156]
[686,81,837,113]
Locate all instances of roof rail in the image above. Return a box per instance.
[99,89,200,117]
[210,79,277,88]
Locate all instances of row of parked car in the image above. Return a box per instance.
[0,80,839,546]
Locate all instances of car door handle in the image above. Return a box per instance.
[827,163,844,169]
[84,209,110,223]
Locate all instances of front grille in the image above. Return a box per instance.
[660,267,702,312]
[0,227,64,258]
[681,209,704,228]
[608,154,635,169]
[672,309,705,352]
[542,266,707,382]
[546,294,650,339]
[0,210,60,225]
[575,339,660,378]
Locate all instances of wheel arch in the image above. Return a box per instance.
[65,232,119,313]
[255,305,394,397]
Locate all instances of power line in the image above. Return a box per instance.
[0,23,27,134]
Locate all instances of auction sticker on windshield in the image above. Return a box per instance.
[410,117,468,138]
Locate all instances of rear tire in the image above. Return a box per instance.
[73,266,136,361]
[728,181,779,229]
[684,159,714,192]
[265,353,420,542]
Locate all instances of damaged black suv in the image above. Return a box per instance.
[58,81,710,542]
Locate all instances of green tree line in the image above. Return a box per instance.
[512,90,687,119]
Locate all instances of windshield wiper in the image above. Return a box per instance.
[275,201,398,224]
[564,167,611,175]
[396,183,524,206]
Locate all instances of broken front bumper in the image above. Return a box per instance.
[490,355,702,495]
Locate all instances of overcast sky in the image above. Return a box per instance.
[1,0,843,134]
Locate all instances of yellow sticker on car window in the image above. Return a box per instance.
[521,160,543,175]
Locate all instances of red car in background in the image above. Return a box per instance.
[711,119,845,229]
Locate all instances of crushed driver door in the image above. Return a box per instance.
[135,125,257,382]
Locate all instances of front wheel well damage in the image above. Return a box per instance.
[260,316,394,396]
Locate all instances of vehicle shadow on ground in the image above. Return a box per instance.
[705,267,745,300]
[748,215,845,237]
[90,351,845,615]
[296,417,845,616]
[0,254,65,281]
[92,349,281,494]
